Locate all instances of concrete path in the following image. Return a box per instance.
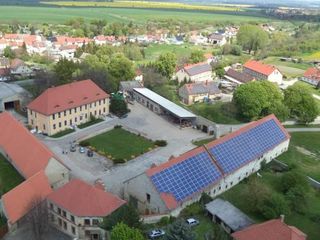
[286,128,320,132]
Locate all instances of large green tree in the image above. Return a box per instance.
[284,84,319,123]
[155,52,177,78]
[110,223,144,240]
[189,50,204,64]
[237,25,269,54]
[233,81,288,121]
[108,54,135,82]
[3,46,15,59]
[53,58,78,85]
[165,219,196,240]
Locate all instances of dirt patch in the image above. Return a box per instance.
[296,146,319,160]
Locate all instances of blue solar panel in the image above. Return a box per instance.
[209,119,287,174]
[150,151,222,202]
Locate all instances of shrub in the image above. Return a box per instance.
[154,140,168,147]
[79,140,90,147]
[158,216,170,226]
[280,171,309,194]
[113,158,126,164]
[259,193,290,219]
[310,213,320,224]
[199,192,213,206]
[114,125,123,129]
[180,203,203,217]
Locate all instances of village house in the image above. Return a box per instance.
[207,33,227,46]
[175,61,213,83]
[224,68,255,85]
[27,79,110,136]
[232,217,307,240]
[47,179,126,240]
[178,81,221,105]
[301,67,320,87]
[243,60,283,85]
[10,59,33,78]
[0,82,31,112]
[124,115,290,216]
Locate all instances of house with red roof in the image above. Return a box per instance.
[243,60,283,85]
[27,79,110,136]
[1,171,53,230]
[10,58,33,77]
[175,61,213,83]
[47,178,126,240]
[232,217,307,240]
[124,115,290,216]
[301,67,320,87]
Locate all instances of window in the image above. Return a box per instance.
[218,186,221,190]
[58,218,62,227]
[53,124,56,130]
[85,113,87,118]
[99,110,101,115]
[50,213,55,222]
[230,181,233,186]
[58,208,61,215]
[94,102,96,107]
[80,106,82,111]
[43,124,46,130]
[52,114,55,120]
[58,112,61,118]
[31,120,33,125]
[75,117,77,123]
[70,119,72,125]
[63,221,67,230]
[146,193,151,203]
[71,226,76,235]
[103,108,105,113]
[84,219,90,225]
[92,219,99,226]
[99,100,101,105]
[71,215,75,223]
[59,122,61,128]
[50,203,53,210]
[69,109,72,114]
[64,111,66,116]
[94,111,97,116]
[62,211,66,217]
[74,108,77,113]
[103,99,105,104]
[80,116,83,121]
[64,120,67,126]
[85,105,87,110]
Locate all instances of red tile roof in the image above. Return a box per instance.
[47,179,126,217]
[0,112,58,179]
[27,79,109,116]
[2,171,53,224]
[304,67,320,82]
[244,60,278,76]
[232,219,307,240]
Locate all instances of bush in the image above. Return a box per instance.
[158,216,170,226]
[154,140,167,147]
[113,158,126,164]
[199,192,213,206]
[280,171,310,194]
[114,125,123,129]
[310,213,320,224]
[180,203,203,217]
[259,193,290,219]
[79,140,90,147]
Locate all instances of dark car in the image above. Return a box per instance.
[70,145,76,152]
[87,150,93,157]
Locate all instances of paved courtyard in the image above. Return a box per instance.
[41,103,207,196]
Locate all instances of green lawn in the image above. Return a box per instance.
[0,6,270,24]
[0,154,24,195]
[263,57,311,70]
[221,171,320,240]
[189,102,244,124]
[192,137,216,147]
[278,132,320,181]
[86,127,155,160]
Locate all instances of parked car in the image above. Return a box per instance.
[87,150,93,157]
[70,145,76,152]
[79,147,85,153]
[148,229,165,239]
[186,218,199,226]
[119,113,128,119]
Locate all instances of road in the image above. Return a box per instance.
[286,128,320,132]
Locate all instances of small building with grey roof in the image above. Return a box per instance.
[205,198,254,233]
[179,81,222,105]
[119,80,143,100]
[175,62,213,83]
[224,68,255,85]
[0,82,31,112]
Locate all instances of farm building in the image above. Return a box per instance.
[243,60,283,85]
[175,62,213,83]
[133,87,196,127]
[178,81,221,105]
[0,82,31,112]
[123,114,290,216]
[301,67,320,87]
[27,80,110,136]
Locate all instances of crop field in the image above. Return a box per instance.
[0,6,270,24]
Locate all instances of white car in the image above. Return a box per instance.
[148,229,165,239]
[186,218,199,226]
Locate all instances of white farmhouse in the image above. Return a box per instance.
[175,62,213,83]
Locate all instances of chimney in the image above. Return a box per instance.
[280,214,285,222]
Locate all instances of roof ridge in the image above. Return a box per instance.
[203,144,225,176]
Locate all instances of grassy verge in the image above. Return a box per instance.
[85,127,155,160]
[77,118,104,129]
[0,154,24,195]
[50,128,75,138]
[192,137,216,147]
[189,102,244,124]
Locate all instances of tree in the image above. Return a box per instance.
[155,52,177,78]
[110,96,129,117]
[259,193,290,219]
[141,65,167,89]
[123,44,143,61]
[285,185,308,214]
[53,58,78,85]
[189,50,204,63]
[233,81,288,121]
[284,84,319,124]
[26,198,49,240]
[108,54,135,82]
[237,25,269,54]
[246,177,271,211]
[31,70,58,97]
[165,219,196,240]
[111,223,144,240]
[3,46,15,59]
[280,171,310,194]
[102,203,142,231]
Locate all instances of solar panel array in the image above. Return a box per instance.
[209,119,287,174]
[150,151,222,202]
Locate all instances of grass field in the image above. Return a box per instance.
[300,51,320,61]
[42,1,244,12]
[86,127,155,160]
[0,6,270,24]
[189,102,244,124]
[0,154,24,195]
